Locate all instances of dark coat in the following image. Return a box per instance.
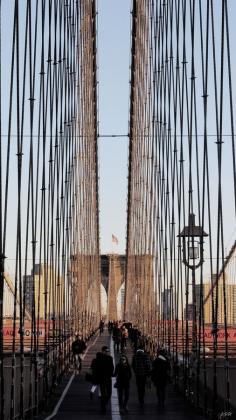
[113,327,122,342]
[72,339,86,354]
[132,350,151,377]
[151,355,170,386]
[95,352,114,383]
[90,357,100,385]
[114,363,132,387]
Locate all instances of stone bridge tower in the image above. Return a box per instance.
[101,255,126,320]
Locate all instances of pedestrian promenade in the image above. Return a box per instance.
[44,330,205,420]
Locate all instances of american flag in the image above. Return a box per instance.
[112,234,118,245]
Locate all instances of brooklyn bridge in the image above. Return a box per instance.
[0,0,236,419]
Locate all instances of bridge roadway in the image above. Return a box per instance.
[43,330,205,420]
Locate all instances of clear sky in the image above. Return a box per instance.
[97,0,131,255]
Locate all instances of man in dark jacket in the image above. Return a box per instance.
[99,319,105,335]
[113,324,122,352]
[132,345,151,407]
[96,345,114,414]
[151,349,170,409]
[114,354,132,413]
[71,334,86,373]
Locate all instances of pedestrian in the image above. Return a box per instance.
[89,352,101,399]
[113,323,122,352]
[132,345,151,408]
[71,334,87,374]
[108,320,114,334]
[99,319,105,335]
[114,354,132,414]
[96,345,114,414]
[121,326,128,352]
[151,349,170,409]
[130,326,141,351]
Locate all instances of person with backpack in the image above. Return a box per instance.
[132,345,151,408]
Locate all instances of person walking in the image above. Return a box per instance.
[113,323,122,352]
[130,326,141,351]
[132,345,151,408]
[89,352,101,399]
[96,345,114,414]
[114,354,132,414]
[151,349,170,409]
[71,334,87,374]
[108,320,114,334]
[99,319,105,335]
[121,326,128,352]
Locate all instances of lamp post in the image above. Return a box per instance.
[178,214,208,360]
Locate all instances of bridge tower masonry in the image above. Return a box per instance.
[101,254,126,321]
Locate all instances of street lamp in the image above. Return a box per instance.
[178,213,208,357]
[178,214,208,270]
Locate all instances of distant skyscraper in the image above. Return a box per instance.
[184,303,195,321]
[195,283,212,324]
[24,274,34,312]
[195,276,236,325]
[24,264,64,319]
[162,288,173,320]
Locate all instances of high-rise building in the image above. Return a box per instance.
[184,303,195,321]
[24,264,64,319]
[24,274,34,312]
[195,276,236,325]
[195,283,212,324]
[162,288,174,320]
[3,273,21,319]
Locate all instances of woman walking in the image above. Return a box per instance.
[114,354,132,414]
